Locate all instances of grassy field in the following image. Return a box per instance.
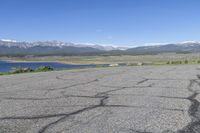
[1,53,200,65]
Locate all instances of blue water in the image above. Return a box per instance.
[0,60,109,72]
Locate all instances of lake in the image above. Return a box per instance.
[0,60,109,72]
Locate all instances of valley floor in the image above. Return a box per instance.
[2,53,200,65]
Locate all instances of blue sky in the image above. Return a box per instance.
[1,0,200,46]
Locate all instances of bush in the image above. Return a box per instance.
[10,66,53,74]
[184,60,188,64]
[35,66,54,72]
[11,67,34,73]
[171,61,182,64]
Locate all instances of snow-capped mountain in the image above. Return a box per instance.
[0,39,127,56]
[176,41,200,47]
[74,43,124,51]
[0,39,17,42]
[0,39,125,50]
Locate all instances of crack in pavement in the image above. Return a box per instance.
[103,105,184,112]
[37,105,100,133]
[37,94,110,133]
[101,84,153,89]
[1,97,64,101]
[155,96,187,100]
[136,79,149,85]
[2,94,101,101]
[3,92,190,102]
[129,129,153,133]
[0,104,183,121]
[178,76,200,133]
[48,79,99,91]
[56,76,75,81]
[100,79,153,90]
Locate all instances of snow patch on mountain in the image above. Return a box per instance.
[0,39,128,51]
[0,39,17,42]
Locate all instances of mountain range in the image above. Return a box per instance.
[0,39,121,56]
[1,39,200,56]
[126,41,200,55]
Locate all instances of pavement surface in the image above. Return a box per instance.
[1,65,200,133]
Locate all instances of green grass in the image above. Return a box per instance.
[0,66,54,76]
[0,72,10,75]
[0,65,112,76]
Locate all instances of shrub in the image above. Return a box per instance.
[184,60,188,64]
[11,67,34,73]
[36,66,54,72]
[171,61,182,64]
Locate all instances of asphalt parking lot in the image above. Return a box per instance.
[0,65,200,133]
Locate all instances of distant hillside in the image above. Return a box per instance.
[126,41,200,54]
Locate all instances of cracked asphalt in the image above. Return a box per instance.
[1,65,200,133]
